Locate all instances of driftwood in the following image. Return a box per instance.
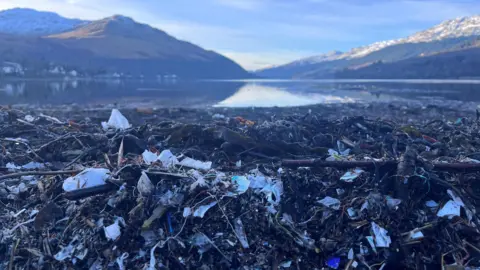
[282,159,480,172]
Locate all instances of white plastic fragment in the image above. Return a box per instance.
[62,168,110,192]
[4,137,29,144]
[142,150,160,165]
[348,248,354,259]
[318,196,341,210]
[347,208,358,219]
[407,231,424,240]
[437,200,461,218]
[179,157,212,171]
[425,200,439,208]
[104,220,122,241]
[261,180,283,205]
[22,162,45,170]
[40,113,63,124]
[279,260,292,268]
[24,115,35,122]
[212,113,226,120]
[158,150,179,167]
[236,160,242,168]
[116,253,129,270]
[193,202,217,218]
[183,207,192,217]
[371,222,391,248]
[6,162,20,170]
[231,176,250,194]
[234,218,249,249]
[189,170,208,191]
[365,236,377,253]
[101,109,131,130]
[385,196,402,210]
[54,243,76,261]
[352,261,359,268]
[137,172,154,197]
[54,237,78,261]
[340,168,364,182]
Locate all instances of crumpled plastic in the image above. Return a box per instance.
[318,196,341,210]
[179,157,212,171]
[371,222,391,248]
[62,168,110,192]
[101,109,131,130]
[340,168,364,182]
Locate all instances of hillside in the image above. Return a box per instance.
[256,15,480,79]
[0,9,249,79]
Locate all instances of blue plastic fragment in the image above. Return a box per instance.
[326,257,340,269]
[166,212,174,234]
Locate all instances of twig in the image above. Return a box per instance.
[0,170,81,181]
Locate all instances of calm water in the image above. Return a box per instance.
[1,78,480,108]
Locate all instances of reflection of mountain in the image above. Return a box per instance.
[215,84,354,107]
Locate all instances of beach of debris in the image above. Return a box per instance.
[1,102,480,270]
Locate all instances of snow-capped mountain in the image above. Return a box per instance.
[257,15,480,78]
[337,15,480,60]
[0,8,87,36]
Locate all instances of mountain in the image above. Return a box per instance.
[0,8,87,35]
[0,9,249,79]
[256,15,480,79]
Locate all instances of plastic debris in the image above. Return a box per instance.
[340,168,364,182]
[279,260,292,268]
[318,196,341,210]
[62,168,110,192]
[385,196,402,210]
[437,200,461,218]
[158,149,179,167]
[230,175,250,195]
[137,172,154,197]
[326,257,341,269]
[234,218,249,249]
[101,109,131,130]
[104,217,124,241]
[191,233,212,254]
[179,157,212,171]
[348,248,354,259]
[142,150,160,165]
[193,201,217,218]
[371,222,391,248]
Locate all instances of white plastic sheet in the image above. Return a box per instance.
[193,202,217,218]
[62,168,110,192]
[158,150,179,167]
[101,109,131,130]
[340,168,364,182]
[371,222,391,248]
[142,150,160,165]
[318,196,341,210]
[179,157,212,171]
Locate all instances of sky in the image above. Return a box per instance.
[1,0,480,70]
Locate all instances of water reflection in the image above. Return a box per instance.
[1,79,480,107]
[215,84,354,107]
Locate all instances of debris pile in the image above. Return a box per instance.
[1,104,480,269]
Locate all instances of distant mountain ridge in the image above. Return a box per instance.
[256,15,480,79]
[0,8,87,35]
[0,8,249,79]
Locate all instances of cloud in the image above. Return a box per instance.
[213,0,265,10]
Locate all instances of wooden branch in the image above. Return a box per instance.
[0,170,81,181]
[282,159,480,172]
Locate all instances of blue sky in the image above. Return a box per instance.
[1,0,480,70]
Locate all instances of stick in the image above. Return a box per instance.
[0,170,81,181]
[281,159,480,171]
